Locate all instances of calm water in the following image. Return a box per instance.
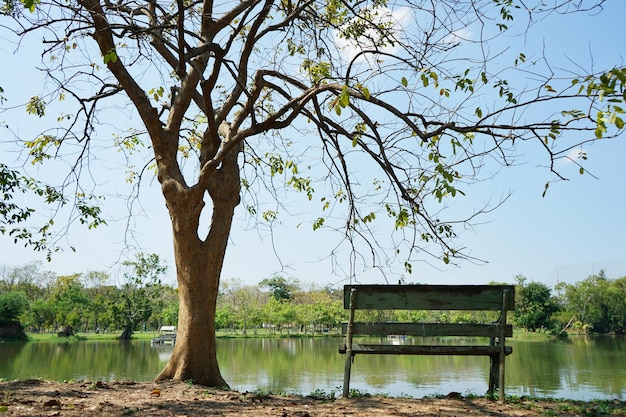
[1,336,624,400]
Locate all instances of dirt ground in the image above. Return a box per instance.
[1,379,624,417]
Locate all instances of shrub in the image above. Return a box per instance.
[0,291,29,323]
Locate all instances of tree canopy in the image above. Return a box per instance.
[514,275,561,334]
[1,0,625,386]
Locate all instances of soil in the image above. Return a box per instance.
[1,379,624,416]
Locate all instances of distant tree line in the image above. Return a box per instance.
[2,259,626,339]
[0,255,177,338]
[512,272,626,336]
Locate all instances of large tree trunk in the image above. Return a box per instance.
[155,131,241,387]
[154,195,235,386]
[156,219,228,387]
[155,233,228,386]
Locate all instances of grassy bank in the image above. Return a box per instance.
[23,328,343,342]
[23,327,557,342]
[26,332,158,342]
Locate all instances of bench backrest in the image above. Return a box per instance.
[344,284,515,310]
[343,284,515,337]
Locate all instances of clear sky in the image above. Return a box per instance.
[1,1,625,289]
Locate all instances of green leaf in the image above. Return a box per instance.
[103,49,118,65]
[594,127,603,138]
[26,96,46,117]
[615,117,624,129]
[579,167,584,175]
[401,77,408,87]
[22,0,37,12]
[362,87,370,100]
[339,85,350,108]
[313,217,325,231]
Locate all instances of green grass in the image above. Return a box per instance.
[23,329,342,342]
[215,329,342,339]
[26,332,158,342]
[510,329,561,342]
[21,327,560,343]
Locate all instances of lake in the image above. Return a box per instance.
[1,336,624,400]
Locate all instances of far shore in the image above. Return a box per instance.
[12,327,570,343]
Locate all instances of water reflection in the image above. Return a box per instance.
[508,336,626,400]
[0,336,624,400]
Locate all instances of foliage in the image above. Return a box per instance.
[259,276,299,301]
[0,290,28,323]
[2,0,626,385]
[115,253,168,339]
[0,163,106,259]
[3,260,626,336]
[514,275,561,334]
[220,279,264,334]
[1,1,624,271]
[557,271,626,334]
[0,260,176,334]
[48,274,90,328]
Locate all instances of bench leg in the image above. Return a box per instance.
[488,353,506,402]
[343,354,353,398]
[498,351,506,402]
[488,354,499,396]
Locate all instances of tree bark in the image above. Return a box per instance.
[155,133,241,387]
[119,326,132,340]
[155,239,228,386]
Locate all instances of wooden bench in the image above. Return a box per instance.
[339,284,515,401]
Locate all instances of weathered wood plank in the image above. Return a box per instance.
[342,322,513,337]
[339,343,513,356]
[343,284,515,311]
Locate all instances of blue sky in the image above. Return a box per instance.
[1,1,625,289]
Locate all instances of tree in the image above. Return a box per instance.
[559,272,626,334]
[221,279,263,335]
[0,291,28,323]
[293,283,341,333]
[24,298,55,332]
[0,290,28,339]
[261,297,296,334]
[148,285,179,329]
[48,274,90,330]
[82,270,113,332]
[1,0,625,386]
[115,253,168,340]
[0,262,50,300]
[259,276,299,301]
[514,275,561,333]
